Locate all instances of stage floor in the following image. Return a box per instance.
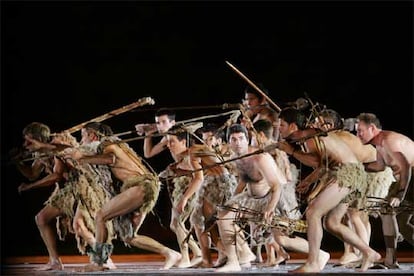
[2,252,414,275]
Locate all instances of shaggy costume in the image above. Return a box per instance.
[190,173,238,231]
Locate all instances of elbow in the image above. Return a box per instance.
[143,153,153,158]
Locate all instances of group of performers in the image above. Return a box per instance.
[10,81,414,273]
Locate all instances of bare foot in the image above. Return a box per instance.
[189,255,203,267]
[162,250,181,270]
[238,248,256,265]
[215,261,242,272]
[337,252,360,265]
[273,250,290,266]
[318,250,330,270]
[36,261,64,271]
[358,251,382,272]
[289,262,320,273]
[103,257,117,269]
[176,259,192,268]
[213,256,227,268]
[83,263,109,272]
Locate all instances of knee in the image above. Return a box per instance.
[35,211,47,227]
[72,218,82,234]
[305,206,321,220]
[170,218,177,232]
[324,215,340,232]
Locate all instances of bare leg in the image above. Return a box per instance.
[73,209,116,269]
[210,226,227,267]
[270,239,290,266]
[337,212,360,265]
[92,186,181,270]
[194,226,212,267]
[215,208,242,272]
[127,235,181,269]
[397,210,414,246]
[381,214,400,268]
[289,184,344,273]
[275,233,329,270]
[35,205,64,271]
[290,183,380,272]
[325,202,381,272]
[170,210,192,268]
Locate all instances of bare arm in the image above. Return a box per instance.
[144,136,167,158]
[176,155,204,213]
[259,153,283,222]
[277,141,320,168]
[15,159,45,181]
[234,179,247,195]
[67,144,116,166]
[364,151,386,172]
[18,157,64,193]
[24,136,71,153]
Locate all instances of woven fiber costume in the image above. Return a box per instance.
[190,173,238,231]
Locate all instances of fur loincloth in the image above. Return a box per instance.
[190,173,238,230]
[113,174,161,241]
[316,162,368,209]
[366,167,395,199]
[171,175,198,222]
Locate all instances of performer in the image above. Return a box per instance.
[21,124,116,270]
[277,107,381,272]
[215,124,283,272]
[67,126,181,271]
[160,125,203,268]
[240,85,280,138]
[315,109,381,267]
[252,119,330,268]
[168,126,237,267]
[356,112,414,268]
[135,108,176,159]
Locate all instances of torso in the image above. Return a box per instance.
[235,152,271,198]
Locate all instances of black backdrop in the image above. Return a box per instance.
[1,1,413,258]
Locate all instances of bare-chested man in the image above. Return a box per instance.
[215,123,284,272]
[356,112,414,268]
[277,107,381,272]
[68,131,181,271]
[135,107,176,158]
[240,85,280,140]
[166,125,239,268]
[21,123,116,270]
[316,109,383,267]
[251,119,330,268]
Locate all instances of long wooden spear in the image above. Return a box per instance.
[64,97,155,134]
[225,60,281,112]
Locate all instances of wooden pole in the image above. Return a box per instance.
[225,61,281,112]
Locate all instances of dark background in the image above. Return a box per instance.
[1,1,413,259]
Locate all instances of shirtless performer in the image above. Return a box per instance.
[160,126,203,268]
[315,109,384,267]
[20,129,115,271]
[68,130,181,271]
[356,112,414,268]
[215,123,283,272]
[251,119,316,267]
[241,85,280,140]
[247,113,331,270]
[12,122,53,183]
[277,107,381,272]
[167,125,239,268]
[136,107,176,159]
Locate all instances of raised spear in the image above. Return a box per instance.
[225,60,281,112]
[64,97,155,134]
